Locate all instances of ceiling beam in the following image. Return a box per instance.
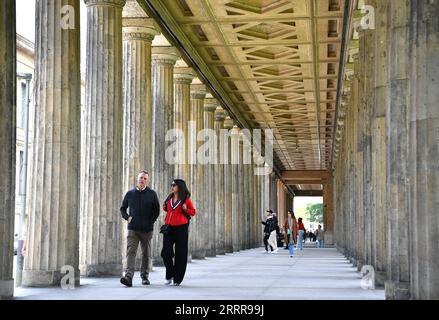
[281,170,331,180]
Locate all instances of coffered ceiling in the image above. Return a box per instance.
[137,0,351,190]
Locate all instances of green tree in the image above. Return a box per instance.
[305,203,323,223]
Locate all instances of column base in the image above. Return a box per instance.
[216,248,226,255]
[192,250,206,260]
[206,249,216,257]
[375,271,386,288]
[80,264,122,277]
[385,280,410,300]
[323,231,334,245]
[224,246,233,254]
[22,269,80,287]
[0,279,14,299]
[152,258,165,267]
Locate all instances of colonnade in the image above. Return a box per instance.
[0,0,269,297]
[333,0,439,300]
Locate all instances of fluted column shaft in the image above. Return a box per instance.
[214,108,226,255]
[80,0,126,276]
[243,136,252,249]
[204,100,217,257]
[408,0,439,300]
[189,85,207,259]
[0,0,16,299]
[122,19,157,194]
[223,117,234,253]
[23,0,81,286]
[385,0,410,299]
[230,126,240,252]
[150,47,179,265]
[121,18,158,272]
[174,68,195,181]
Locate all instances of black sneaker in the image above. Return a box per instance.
[120,276,132,287]
[142,278,150,285]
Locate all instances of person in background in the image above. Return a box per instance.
[284,211,298,258]
[315,225,325,248]
[261,210,275,253]
[296,217,306,251]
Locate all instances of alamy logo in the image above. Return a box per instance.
[165,124,274,176]
[60,265,75,289]
[60,5,75,30]
[355,5,376,31]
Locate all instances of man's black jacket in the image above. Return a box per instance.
[120,187,160,232]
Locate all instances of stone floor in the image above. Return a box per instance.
[14,247,384,300]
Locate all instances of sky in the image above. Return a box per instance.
[16,0,88,73]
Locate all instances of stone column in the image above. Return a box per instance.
[223,116,234,253]
[231,125,241,252]
[408,0,439,300]
[242,133,252,249]
[23,0,81,286]
[370,0,388,287]
[268,173,278,212]
[122,18,158,193]
[121,18,158,272]
[80,0,126,276]
[0,0,16,299]
[189,84,207,259]
[173,67,196,262]
[173,67,195,181]
[322,178,334,246]
[203,97,217,257]
[214,107,226,255]
[385,0,410,300]
[150,46,179,265]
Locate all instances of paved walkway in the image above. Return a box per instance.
[14,247,384,300]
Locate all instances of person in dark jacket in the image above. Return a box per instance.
[161,179,196,286]
[119,170,160,287]
[261,210,276,253]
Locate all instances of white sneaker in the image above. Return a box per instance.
[272,248,279,253]
[164,278,173,285]
[262,250,269,253]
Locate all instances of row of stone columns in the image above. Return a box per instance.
[0,0,269,295]
[333,0,439,300]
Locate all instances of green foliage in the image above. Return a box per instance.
[305,203,323,223]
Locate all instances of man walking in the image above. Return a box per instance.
[315,225,325,248]
[120,170,160,287]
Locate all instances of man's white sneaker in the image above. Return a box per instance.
[271,248,279,254]
[262,250,269,253]
[164,278,173,285]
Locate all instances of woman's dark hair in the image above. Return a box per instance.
[298,217,302,223]
[288,210,296,219]
[173,179,191,201]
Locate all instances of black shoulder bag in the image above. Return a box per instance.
[160,195,174,234]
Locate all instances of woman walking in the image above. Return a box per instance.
[161,179,196,286]
[284,211,298,257]
[296,217,306,251]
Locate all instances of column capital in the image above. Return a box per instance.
[223,116,234,130]
[204,98,219,112]
[174,67,196,84]
[215,107,226,121]
[152,46,180,65]
[122,18,159,42]
[84,0,126,8]
[190,84,207,99]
